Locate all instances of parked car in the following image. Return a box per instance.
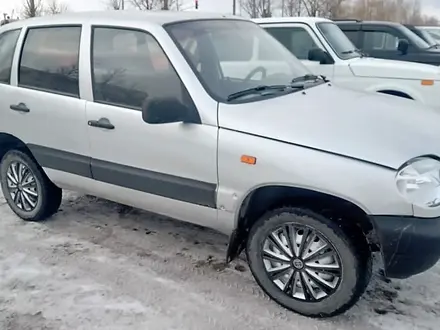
[404,24,439,49]
[418,26,440,41]
[256,17,440,109]
[334,19,440,66]
[1,11,440,318]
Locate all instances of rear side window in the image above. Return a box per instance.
[19,26,81,97]
[0,29,21,84]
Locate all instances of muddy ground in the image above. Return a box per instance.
[0,191,438,330]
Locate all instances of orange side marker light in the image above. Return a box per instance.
[241,155,257,165]
[421,79,434,86]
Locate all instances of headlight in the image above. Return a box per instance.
[396,157,440,208]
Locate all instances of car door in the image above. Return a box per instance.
[361,25,409,61]
[5,25,91,188]
[0,28,22,132]
[262,23,335,79]
[84,25,219,228]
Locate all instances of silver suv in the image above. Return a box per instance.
[0,11,440,318]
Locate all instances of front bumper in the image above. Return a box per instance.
[371,215,440,279]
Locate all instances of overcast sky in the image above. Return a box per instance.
[1,0,440,19]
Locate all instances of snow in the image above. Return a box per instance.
[0,190,439,329]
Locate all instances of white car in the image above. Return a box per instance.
[254,17,440,110]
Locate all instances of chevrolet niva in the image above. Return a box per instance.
[0,11,440,318]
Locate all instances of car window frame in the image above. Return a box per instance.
[0,28,22,85]
[17,24,82,98]
[90,24,199,119]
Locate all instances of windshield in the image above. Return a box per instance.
[425,29,440,41]
[316,22,361,59]
[417,29,439,46]
[398,25,431,48]
[165,20,311,102]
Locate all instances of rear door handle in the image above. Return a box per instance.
[88,117,115,130]
[10,103,30,113]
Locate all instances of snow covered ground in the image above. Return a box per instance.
[0,190,439,330]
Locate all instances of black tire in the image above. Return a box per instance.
[0,149,62,221]
[246,207,372,318]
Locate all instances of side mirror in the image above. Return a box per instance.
[308,48,333,64]
[397,39,409,55]
[142,97,199,124]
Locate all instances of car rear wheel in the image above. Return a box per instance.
[0,150,62,221]
[246,207,371,318]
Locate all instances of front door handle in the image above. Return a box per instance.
[88,117,115,130]
[10,103,30,113]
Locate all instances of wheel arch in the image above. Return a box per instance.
[0,133,31,162]
[365,83,421,101]
[226,184,376,262]
[377,90,414,99]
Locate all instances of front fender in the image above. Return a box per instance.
[216,129,413,232]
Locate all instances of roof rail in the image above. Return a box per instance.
[332,18,361,22]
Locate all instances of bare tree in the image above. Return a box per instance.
[45,0,68,15]
[347,0,438,25]
[300,0,341,17]
[130,0,182,10]
[281,0,302,16]
[22,0,44,18]
[241,0,273,18]
[107,0,123,9]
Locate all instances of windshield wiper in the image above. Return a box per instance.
[341,50,355,54]
[227,84,288,101]
[342,49,367,57]
[290,74,328,88]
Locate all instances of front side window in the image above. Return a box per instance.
[92,27,191,110]
[0,29,21,84]
[19,26,81,97]
[166,20,311,102]
[316,22,361,59]
[265,26,319,60]
[363,31,399,51]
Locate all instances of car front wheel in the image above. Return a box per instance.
[246,207,372,318]
[0,150,62,221]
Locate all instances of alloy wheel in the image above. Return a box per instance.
[6,161,39,212]
[262,223,342,302]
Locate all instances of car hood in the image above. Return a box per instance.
[218,84,440,169]
[347,57,440,79]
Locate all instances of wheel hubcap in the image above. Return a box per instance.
[6,161,38,212]
[262,223,342,302]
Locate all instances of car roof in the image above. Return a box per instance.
[418,26,440,29]
[335,20,403,27]
[1,10,245,30]
[253,17,332,24]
